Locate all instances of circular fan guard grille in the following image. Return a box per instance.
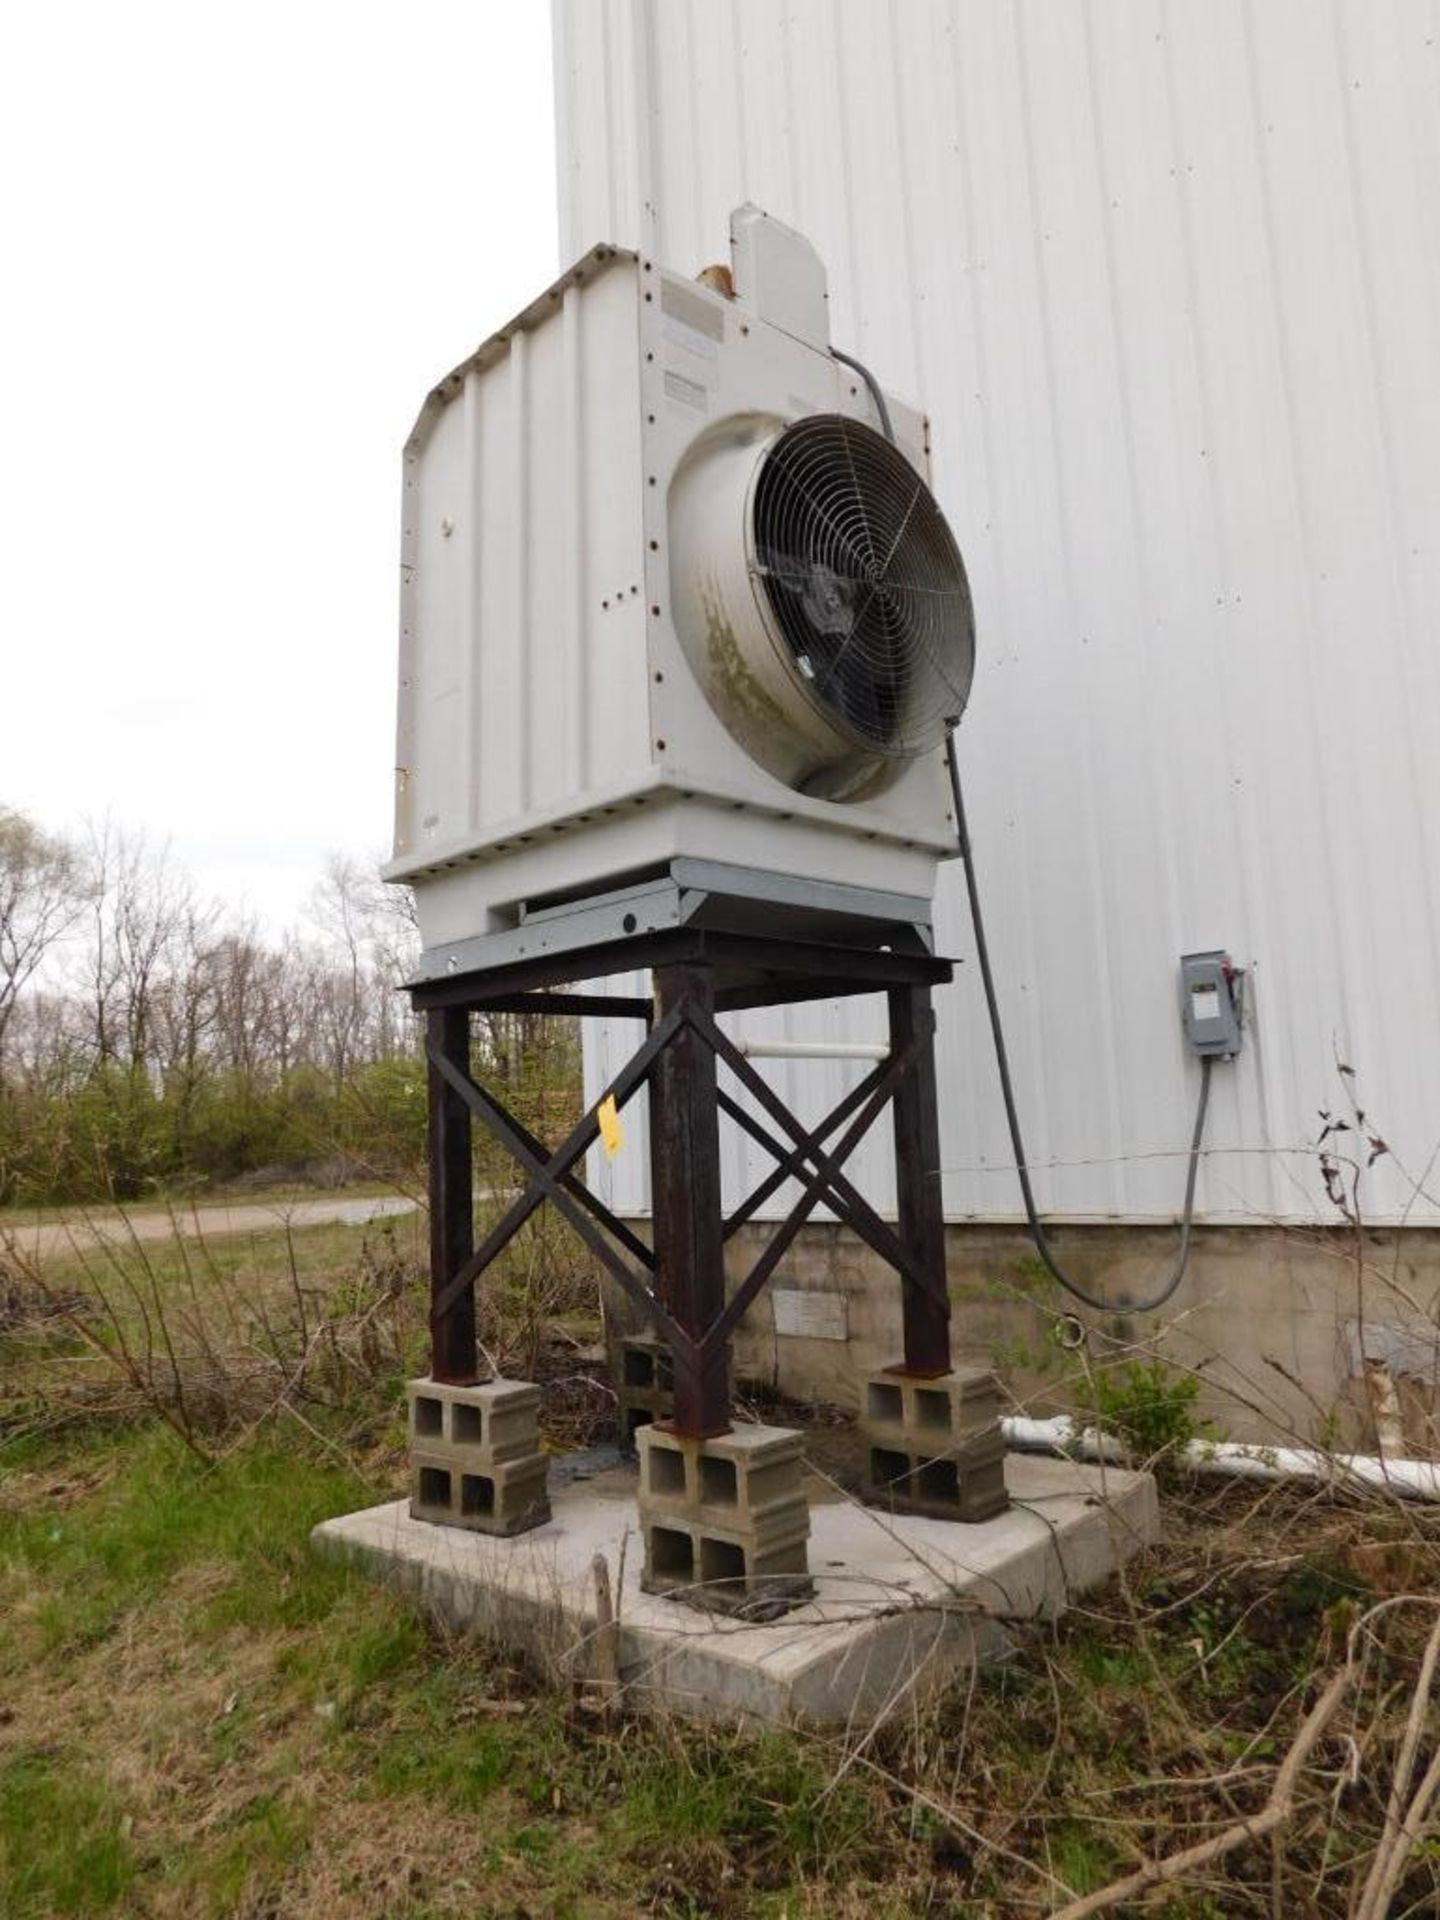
[751,414,974,756]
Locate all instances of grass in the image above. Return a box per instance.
[5,1218,1440,1915]
[0,1747,138,1916]
[0,1210,430,1462]
[6,1401,1436,1917]
[0,1211,899,1915]
[2,1195,608,1459]
[0,1424,898,1918]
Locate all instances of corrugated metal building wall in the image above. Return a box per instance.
[555,0,1440,1229]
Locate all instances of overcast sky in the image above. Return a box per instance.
[2,1,557,928]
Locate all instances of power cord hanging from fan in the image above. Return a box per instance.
[834,341,1214,1315]
[944,728,1213,1316]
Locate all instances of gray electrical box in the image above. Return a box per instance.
[1180,950,1244,1057]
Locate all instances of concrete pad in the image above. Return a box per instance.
[312,1452,1158,1729]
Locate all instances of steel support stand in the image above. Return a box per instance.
[410,909,957,1443]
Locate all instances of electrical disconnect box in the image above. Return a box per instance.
[1180,951,1244,1058]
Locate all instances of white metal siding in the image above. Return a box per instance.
[556,0,1440,1227]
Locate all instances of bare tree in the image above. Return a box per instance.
[306,853,420,1077]
[0,805,89,1063]
[79,820,199,1075]
[0,808,445,1199]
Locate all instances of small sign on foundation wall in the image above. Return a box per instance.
[772,1287,848,1342]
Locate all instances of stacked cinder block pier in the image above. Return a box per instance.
[406,1378,550,1536]
[859,1366,1010,1521]
[636,1421,813,1614]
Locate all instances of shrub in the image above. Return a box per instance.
[1083,1356,1211,1467]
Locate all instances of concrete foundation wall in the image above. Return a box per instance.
[608,1222,1440,1456]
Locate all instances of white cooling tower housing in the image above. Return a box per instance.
[386,208,974,959]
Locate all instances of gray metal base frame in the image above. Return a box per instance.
[408,857,935,987]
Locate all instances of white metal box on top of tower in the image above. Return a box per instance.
[385,208,976,961]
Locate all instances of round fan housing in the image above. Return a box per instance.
[668,411,975,801]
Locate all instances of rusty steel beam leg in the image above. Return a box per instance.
[649,964,730,1439]
[888,985,952,1377]
[427,1005,478,1385]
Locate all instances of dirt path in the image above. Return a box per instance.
[1,1193,419,1267]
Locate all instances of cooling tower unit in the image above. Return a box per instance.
[385,207,976,962]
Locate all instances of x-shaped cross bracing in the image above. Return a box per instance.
[423,987,949,1376]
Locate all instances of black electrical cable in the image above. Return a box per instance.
[831,346,895,444]
[946,729,1213,1314]
[831,338,1215,1313]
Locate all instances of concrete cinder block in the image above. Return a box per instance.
[637,1422,813,1613]
[409,1447,551,1537]
[864,1428,1010,1522]
[637,1422,806,1517]
[860,1367,1010,1522]
[614,1338,740,1451]
[616,1336,674,1449]
[406,1377,549,1537]
[406,1377,543,1464]
[642,1511,813,1615]
[863,1366,1004,1443]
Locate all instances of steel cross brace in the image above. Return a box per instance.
[425,1007,686,1348]
[721,1064,882,1239]
[698,1011,950,1316]
[698,1026,924,1356]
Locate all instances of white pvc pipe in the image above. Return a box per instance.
[1188,1441,1440,1501]
[1001,1415,1440,1502]
[735,1039,889,1061]
[1004,1415,1127,1462]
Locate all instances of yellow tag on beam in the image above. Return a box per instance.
[597,1093,624,1159]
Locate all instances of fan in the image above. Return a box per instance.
[393,223,977,945]
[668,407,974,804]
[750,414,975,766]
